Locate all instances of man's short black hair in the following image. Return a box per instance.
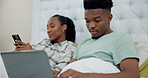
[84,0,113,12]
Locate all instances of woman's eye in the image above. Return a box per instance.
[50,26,55,28]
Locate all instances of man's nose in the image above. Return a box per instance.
[89,21,96,28]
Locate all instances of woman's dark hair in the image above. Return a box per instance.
[52,14,76,43]
[84,0,113,13]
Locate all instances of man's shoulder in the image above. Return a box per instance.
[109,32,131,38]
[76,38,91,46]
[110,32,128,36]
[100,32,132,44]
[81,38,91,43]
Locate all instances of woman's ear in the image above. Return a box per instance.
[62,24,67,32]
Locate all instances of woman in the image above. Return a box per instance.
[14,14,76,78]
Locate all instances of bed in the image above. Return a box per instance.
[30,0,148,77]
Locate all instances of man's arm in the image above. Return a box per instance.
[59,58,140,78]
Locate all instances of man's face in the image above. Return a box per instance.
[85,9,112,39]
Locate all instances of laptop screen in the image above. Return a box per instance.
[1,50,54,78]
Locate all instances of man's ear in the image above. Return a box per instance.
[108,14,113,23]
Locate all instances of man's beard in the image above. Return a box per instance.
[89,29,100,39]
[91,33,104,39]
[91,35,101,39]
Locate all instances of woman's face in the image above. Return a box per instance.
[47,17,67,42]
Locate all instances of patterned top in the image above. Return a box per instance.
[33,38,76,71]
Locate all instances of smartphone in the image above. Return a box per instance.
[12,34,22,45]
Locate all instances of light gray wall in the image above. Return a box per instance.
[0,0,33,51]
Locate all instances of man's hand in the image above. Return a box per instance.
[59,69,89,78]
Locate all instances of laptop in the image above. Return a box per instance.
[1,50,54,78]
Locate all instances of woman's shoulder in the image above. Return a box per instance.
[38,38,51,44]
[56,41,76,52]
[65,41,76,47]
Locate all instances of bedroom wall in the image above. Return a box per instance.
[31,0,148,45]
[0,0,33,51]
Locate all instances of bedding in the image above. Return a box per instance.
[59,58,120,75]
[136,43,148,66]
[139,59,148,78]
[136,43,148,78]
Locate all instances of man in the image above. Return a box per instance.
[59,0,140,78]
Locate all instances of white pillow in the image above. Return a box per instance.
[59,58,120,76]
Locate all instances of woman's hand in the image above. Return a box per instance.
[14,40,33,51]
[52,70,60,78]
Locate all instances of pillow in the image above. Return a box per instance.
[134,42,139,45]
[136,43,148,77]
[139,59,148,78]
[136,43,148,66]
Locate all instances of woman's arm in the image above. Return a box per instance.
[14,40,33,51]
[54,42,76,71]
[69,58,77,64]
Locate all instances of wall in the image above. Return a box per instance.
[0,0,33,51]
[31,0,91,45]
[32,0,148,45]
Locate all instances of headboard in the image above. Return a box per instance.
[32,0,148,44]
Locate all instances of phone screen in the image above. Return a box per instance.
[12,34,22,41]
[12,34,22,45]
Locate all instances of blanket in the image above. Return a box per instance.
[59,58,120,75]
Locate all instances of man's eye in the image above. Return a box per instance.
[95,20,100,22]
[86,20,90,23]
